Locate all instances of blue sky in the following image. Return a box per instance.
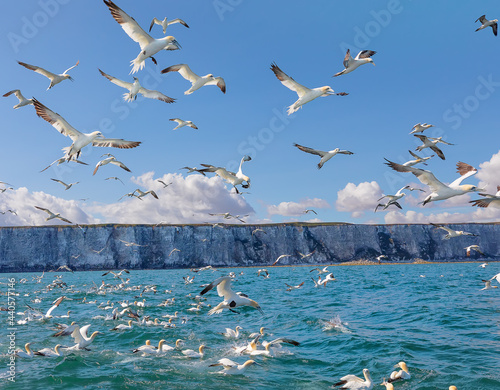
[0,0,499,226]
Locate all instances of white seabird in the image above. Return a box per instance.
[200,275,263,315]
[209,358,259,375]
[93,155,131,175]
[475,15,498,36]
[40,156,88,172]
[99,69,175,103]
[334,368,373,390]
[470,186,500,208]
[199,155,251,193]
[14,343,34,359]
[34,206,72,224]
[182,344,207,359]
[170,118,198,130]
[465,245,484,257]
[409,123,434,134]
[221,326,243,338]
[249,337,300,357]
[149,17,189,33]
[403,150,434,167]
[384,160,483,205]
[431,223,478,240]
[68,325,101,350]
[388,361,411,383]
[481,279,497,290]
[161,64,226,95]
[17,60,79,90]
[414,134,454,160]
[33,99,141,159]
[3,89,33,109]
[333,49,376,77]
[271,62,348,115]
[293,143,353,169]
[34,344,66,357]
[375,185,411,212]
[50,178,79,190]
[103,0,181,74]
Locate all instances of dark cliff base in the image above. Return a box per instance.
[0,223,498,272]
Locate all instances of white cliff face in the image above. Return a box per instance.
[0,223,497,272]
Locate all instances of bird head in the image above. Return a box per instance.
[250,299,263,314]
[322,86,335,95]
[463,185,484,193]
[93,131,104,139]
[65,74,74,81]
[367,58,375,66]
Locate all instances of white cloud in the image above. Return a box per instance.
[266,198,330,217]
[336,181,383,217]
[87,172,254,224]
[0,187,97,226]
[384,207,500,224]
[477,149,500,194]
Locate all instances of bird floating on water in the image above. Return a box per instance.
[18,60,79,90]
[271,62,348,115]
[334,368,373,390]
[333,49,376,77]
[293,143,353,169]
[209,358,259,375]
[161,63,226,95]
[3,89,33,109]
[475,15,498,36]
[388,361,411,383]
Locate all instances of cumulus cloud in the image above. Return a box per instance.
[266,198,330,217]
[87,172,254,224]
[384,207,500,224]
[0,187,97,226]
[336,181,383,218]
[477,149,500,194]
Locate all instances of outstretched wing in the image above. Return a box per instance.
[99,69,133,90]
[293,143,326,157]
[356,50,376,60]
[63,60,79,75]
[343,49,354,68]
[18,61,57,79]
[384,159,448,193]
[138,87,176,103]
[449,162,477,187]
[92,138,141,149]
[270,62,310,98]
[161,64,198,83]
[33,99,83,142]
[204,77,226,94]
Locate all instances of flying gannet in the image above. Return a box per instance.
[3,89,33,108]
[17,60,79,90]
[34,206,72,224]
[103,0,181,73]
[40,156,88,172]
[465,245,484,257]
[161,64,226,94]
[170,118,198,130]
[333,49,376,77]
[293,143,353,169]
[271,62,348,115]
[475,15,498,36]
[403,150,434,167]
[99,69,175,103]
[33,99,141,159]
[199,155,251,193]
[93,155,131,175]
[414,134,454,160]
[409,123,434,134]
[431,223,478,239]
[470,186,500,208]
[149,16,189,34]
[50,178,79,190]
[384,160,483,205]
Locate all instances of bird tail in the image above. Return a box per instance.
[287,104,299,115]
[208,303,224,316]
[130,55,146,74]
[123,92,135,102]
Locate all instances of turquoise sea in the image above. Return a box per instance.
[1,263,499,389]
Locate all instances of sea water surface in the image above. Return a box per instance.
[0,263,499,389]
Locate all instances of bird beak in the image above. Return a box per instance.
[173,39,182,49]
[257,307,264,315]
[254,362,262,366]
[372,62,376,66]
[68,76,74,82]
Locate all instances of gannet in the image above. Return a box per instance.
[33,99,140,159]
[149,17,189,34]
[93,155,131,175]
[200,275,263,315]
[470,186,500,208]
[304,209,318,215]
[272,254,291,266]
[319,273,336,286]
[249,338,300,357]
[248,327,266,339]
[380,378,394,390]
[311,275,322,287]
[404,150,434,167]
[375,185,412,212]
[106,176,124,185]
[170,118,198,130]
[159,339,183,352]
[388,362,411,383]
[310,266,329,275]
[34,344,65,357]
[285,282,305,291]
[18,60,79,90]
[414,134,454,160]
[3,89,33,108]
[465,245,484,257]
[111,320,133,331]
[103,0,181,74]
[50,178,79,190]
[271,62,348,115]
[209,212,248,223]
[257,269,269,278]
[384,160,483,205]
[34,206,72,224]
[252,228,266,235]
[293,143,353,169]
[481,280,497,290]
[102,269,130,277]
[298,250,315,259]
[161,63,226,94]
[449,386,457,390]
[209,358,259,375]
[490,272,500,285]
[14,343,34,358]
[134,340,167,355]
[180,166,206,176]
[333,368,373,389]
[431,223,478,239]
[99,69,175,103]
[333,49,376,77]
[409,123,434,134]
[68,324,101,350]
[169,248,180,256]
[199,155,251,193]
[221,326,243,338]
[182,344,206,358]
[40,156,88,172]
[157,180,172,188]
[479,262,488,268]
[475,15,498,36]
[132,340,153,354]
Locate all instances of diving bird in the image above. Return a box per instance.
[199,155,251,193]
[93,155,131,175]
[34,206,72,224]
[170,118,198,130]
[17,60,79,90]
[333,49,376,77]
[470,186,500,208]
[388,362,411,383]
[3,89,33,108]
[334,368,373,390]
[465,245,484,257]
[209,358,259,375]
[149,16,189,33]
[33,99,141,159]
[384,160,483,205]
[475,15,498,36]
[414,134,454,160]
[103,0,181,73]
[200,275,263,315]
[404,150,434,167]
[161,63,226,94]
[293,143,353,169]
[431,223,478,239]
[99,69,175,103]
[271,62,348,115]
[50,178,79,190]
[409,123,434,134]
